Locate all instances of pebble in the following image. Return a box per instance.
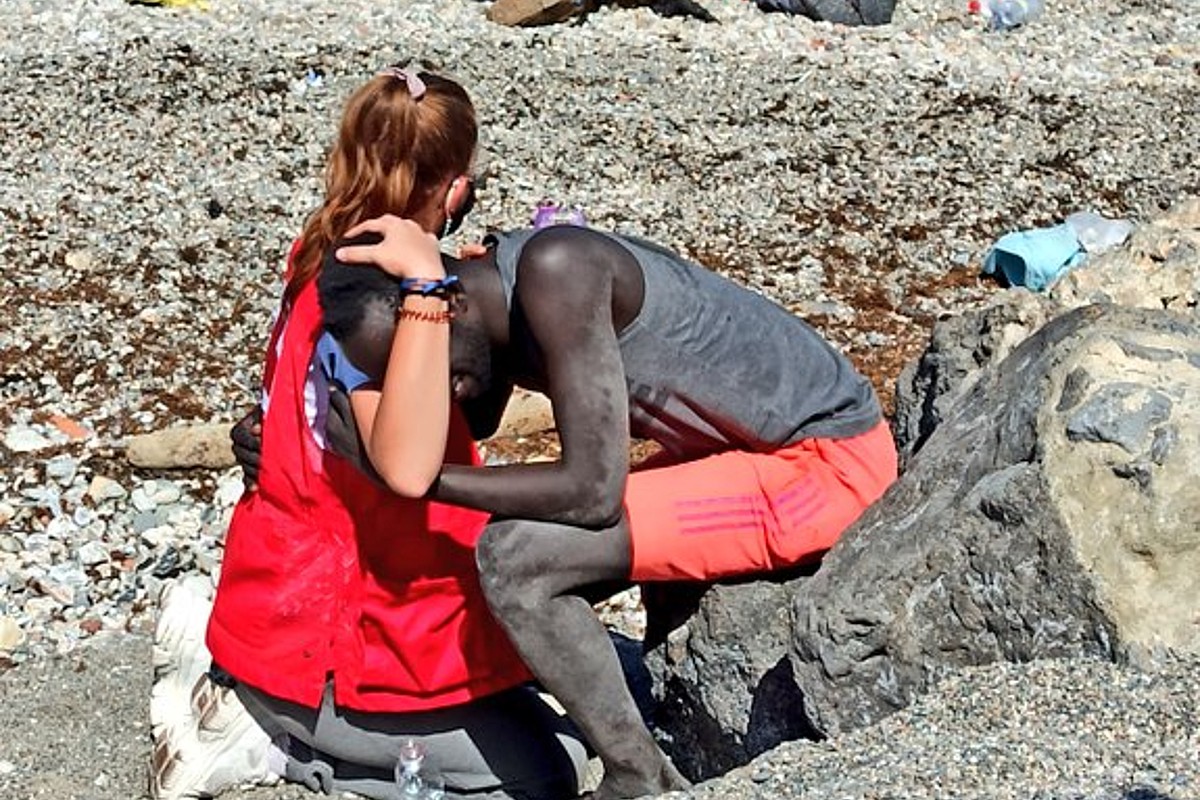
[44,455,79,486]
[3,427,53,454]
[87,476,128,503]
[0,617,24,651]
[664,655,1200,800]
[77,541,112,567]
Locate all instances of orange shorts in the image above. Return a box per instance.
[625,420,898,582]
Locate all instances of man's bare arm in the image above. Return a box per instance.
[432,231,631,527]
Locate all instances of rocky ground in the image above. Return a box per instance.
[0,0,1197,797]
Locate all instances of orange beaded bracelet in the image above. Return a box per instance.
[397,306,455,324]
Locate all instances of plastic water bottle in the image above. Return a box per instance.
[1065,211,1135,254]
[984,0,1044,29]
[394,739,446,799]
[396,739,425,798]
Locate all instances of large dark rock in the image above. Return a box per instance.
[643,580,815,780]
[791,303,1200,735]
[646,302,1200,780]
[891,291,1056,469]
[754,0,896,25]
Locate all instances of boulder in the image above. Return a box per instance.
[646,303,1200,778]
[643,579,815,780]
[892,290,1057,468]
[790,303,1200,735]
[646,200,1199,777]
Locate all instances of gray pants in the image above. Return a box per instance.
[237,681,591,800]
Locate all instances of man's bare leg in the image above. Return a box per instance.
[476,518,690,800]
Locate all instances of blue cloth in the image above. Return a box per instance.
[315,332,372,392]
[982,223,1086,291]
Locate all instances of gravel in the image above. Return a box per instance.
[0,0,1197,797]
[667,653,1200,800]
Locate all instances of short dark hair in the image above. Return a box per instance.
[316,233,401,342]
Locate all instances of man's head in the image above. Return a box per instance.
[317,245,496,403]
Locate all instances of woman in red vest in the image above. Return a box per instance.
[152,65,588,800]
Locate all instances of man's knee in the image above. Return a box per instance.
[476,519,520,576]
[475,520,540,613]
[476,517,633,612]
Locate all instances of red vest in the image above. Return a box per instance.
[206,277,532,712]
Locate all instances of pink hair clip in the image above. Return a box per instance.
[378,66,426,100]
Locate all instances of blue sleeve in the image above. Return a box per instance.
[315,332,373,392]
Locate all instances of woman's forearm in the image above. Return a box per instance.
[357,294,452,497]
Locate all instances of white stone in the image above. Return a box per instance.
[130,486,157,513]
[36,579,77,606]
[139,526,172,548]
[77,541,110,567]
[44,454,78,485]
[149,480,183,505]
[64,249,95,270]
[23,596,63,619]
[3,426,52,453]
[497,389,556,437]
[44,516,78,540]
[87,475,127,503]
[0,616,25,651]
[215,472,246,508]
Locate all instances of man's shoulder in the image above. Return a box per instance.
[512,226,625,280]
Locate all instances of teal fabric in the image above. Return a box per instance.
[982,223,1086,291]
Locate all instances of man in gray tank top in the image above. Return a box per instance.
[304,223,897,799]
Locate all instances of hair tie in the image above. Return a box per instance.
[378,66,426,100]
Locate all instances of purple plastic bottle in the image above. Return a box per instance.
[531,201,588,229]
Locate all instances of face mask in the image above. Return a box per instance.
[442,177,477,239]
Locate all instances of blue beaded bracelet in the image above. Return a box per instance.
[399,275,462,298]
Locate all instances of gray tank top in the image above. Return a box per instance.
[487,229,881,458]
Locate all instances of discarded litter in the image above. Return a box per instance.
[293,68,325,96]
[1064,211,1135,254]
[982,211,1133,291]
[531,201,588,229]
[969,0,1044,30]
